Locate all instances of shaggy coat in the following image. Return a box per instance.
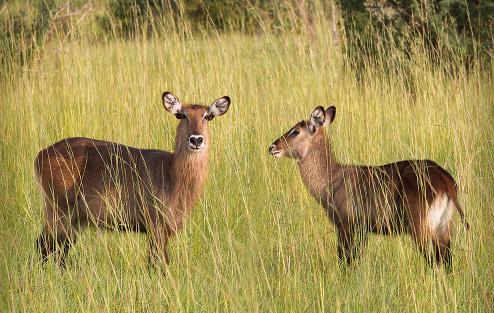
[270,106,469,268]
[35,92,230,268]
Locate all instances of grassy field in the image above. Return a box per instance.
[1,21,493,312]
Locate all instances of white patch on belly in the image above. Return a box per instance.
[428,193,454,234]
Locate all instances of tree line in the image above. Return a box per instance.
[1,0,493,78]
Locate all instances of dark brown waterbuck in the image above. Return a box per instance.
[35,92,230,269]
[269,106,469,268]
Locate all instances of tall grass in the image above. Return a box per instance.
[1,3,493,312]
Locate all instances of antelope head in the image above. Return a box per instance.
[162,92,230,153]
[269,106,336,160]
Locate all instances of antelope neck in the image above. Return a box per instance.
[297,130,340,197]
[168,144,210,212]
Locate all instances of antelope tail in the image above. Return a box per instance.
[447,192,470,230]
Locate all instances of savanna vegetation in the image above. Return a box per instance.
[1,0,493,312]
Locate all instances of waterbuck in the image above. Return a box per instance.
[269,106,469,269]
[35,92,230,269]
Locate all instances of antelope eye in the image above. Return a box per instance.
[204,114,214,121]
[290,129,300,137]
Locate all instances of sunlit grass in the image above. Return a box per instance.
[1,18,493,313]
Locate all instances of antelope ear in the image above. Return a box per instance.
[309,106,325,134]
[206,96,230,120]
[162,92,182,114]
[323,106,336,126]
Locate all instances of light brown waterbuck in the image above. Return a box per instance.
[269,106,469,269]
[35,92,231,269]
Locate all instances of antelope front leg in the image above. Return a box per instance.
[148,224,170,272]
[337,224,357,265]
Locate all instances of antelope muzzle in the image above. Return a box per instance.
[188,135,204,151]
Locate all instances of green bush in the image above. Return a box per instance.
[0,0,55,79]
[106,0,167,36]
[104,0,316,36]
[340,0,494,68]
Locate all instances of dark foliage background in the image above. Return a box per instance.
[1,0,493,79]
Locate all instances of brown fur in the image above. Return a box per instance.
[35,94,230,269]
[270,107,469,269]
